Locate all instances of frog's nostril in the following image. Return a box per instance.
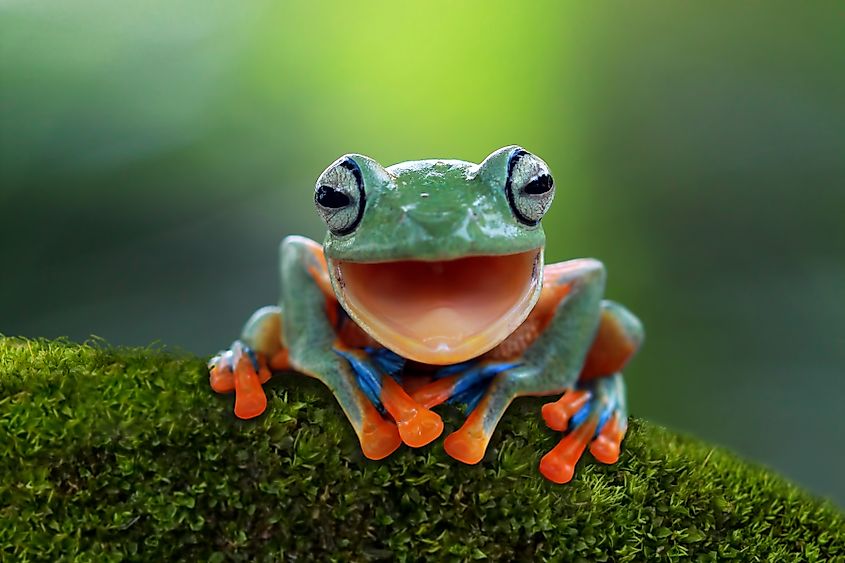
[407,208,468,236]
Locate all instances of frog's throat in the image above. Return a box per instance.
[329,249,543,365]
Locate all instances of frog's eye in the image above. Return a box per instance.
[505,149,555,226]
[314,157,366,235]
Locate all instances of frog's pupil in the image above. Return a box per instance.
[316,185,351,208]
[524,174,553,195]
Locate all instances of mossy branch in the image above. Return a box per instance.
[1,337,842,561]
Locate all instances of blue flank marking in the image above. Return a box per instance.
[365,347,406,379]
[334,349,386,414]
[245,347,261,373]
[449,383,475,406]
[449,361,519,396]
[449,364,485,396]
[482,361,520,376]
[569,402,591,430]
[564,382,618,438]
[447,361,519,413]
[434,360,477,378]
[594,398,616,439]
[229,341,260,372]
[460,385,486,414]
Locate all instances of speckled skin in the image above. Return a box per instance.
[210,146,644,483]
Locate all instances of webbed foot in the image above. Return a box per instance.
[443,404,492,465]
[541,389,592,432]
[539,374,628,484]
[411,360,521,465]
[209,341,273,419]
[336,347,444,448]
[357,400,403,460]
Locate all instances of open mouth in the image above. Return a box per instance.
[332,249,542,365]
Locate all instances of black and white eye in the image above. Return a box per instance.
[314,157,366,235]
[505,149,555,226]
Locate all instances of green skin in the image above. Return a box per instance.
[324,153,544,261]
[214,145,643,482]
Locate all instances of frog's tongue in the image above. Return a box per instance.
[334,250,542,365]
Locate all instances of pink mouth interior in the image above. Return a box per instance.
[336,250,540,364]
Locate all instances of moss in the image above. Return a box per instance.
[0,337,842,562]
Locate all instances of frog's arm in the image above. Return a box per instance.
[212,236,402,459]
[211,236,445,459]
[284,236,448,454]
[270,237,392,458]
[208,307,288,420]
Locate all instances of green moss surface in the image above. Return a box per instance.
[1,337,843,562]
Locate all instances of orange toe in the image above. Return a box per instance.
[269,349,290,372]
[410,376,458,409]
[539,419,597,484]
[590,414,625,465]
[233,358,267,419]
[257,365,272,384]
[443,427,488,465]
[234,388,267,419]
[209,363,235,394]
[540,403,567,431]
[396,408,444,448]
[589,435,620,465]
[380,376,444,447]
[541,390,591,431]
[539,450,577,484]
[360,409,402,460]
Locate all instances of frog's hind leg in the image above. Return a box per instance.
[539,301,643,483]
[541,300,642,431]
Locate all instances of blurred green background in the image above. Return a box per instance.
[2,2,843,505]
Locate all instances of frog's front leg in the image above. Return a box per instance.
[333,347,444,448]
[279,236,444,458]
[208,306,289,419]
[434,258,608,466]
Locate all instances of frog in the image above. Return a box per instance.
[208,146,643,484]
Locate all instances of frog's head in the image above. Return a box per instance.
[314,146,555,365]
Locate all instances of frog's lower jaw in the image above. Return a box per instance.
[329,249,543,365]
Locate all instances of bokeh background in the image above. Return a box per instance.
[2,2,843,505]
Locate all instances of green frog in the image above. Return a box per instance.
[209,146,643,484]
